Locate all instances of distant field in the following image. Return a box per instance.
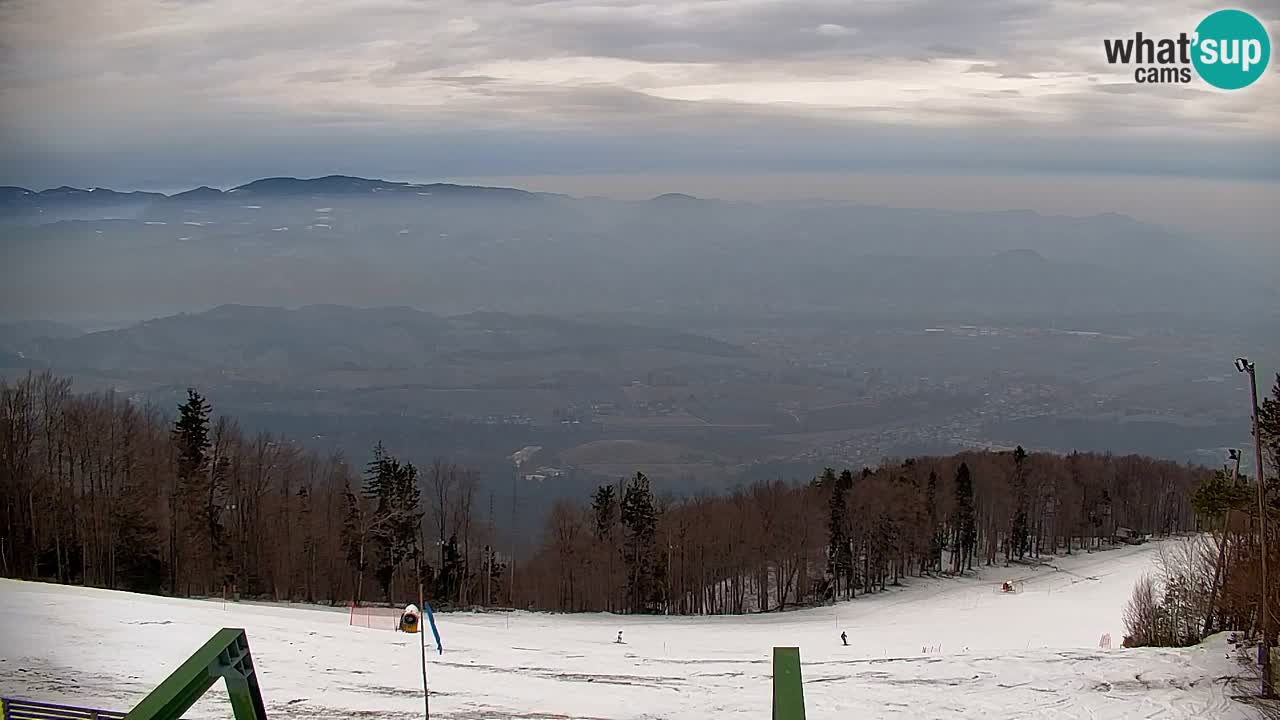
[596,413,714,428]
[987,415,1244,464]
[560,439,722,466]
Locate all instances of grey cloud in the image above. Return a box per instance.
[1093,84,1141,95]
[429,75,503,86]
[290,68,355,83]
[479,0,1052,65]
[925,45,981,59]
[1,0,1278,190]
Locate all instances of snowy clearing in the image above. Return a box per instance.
[0,542,1253,719]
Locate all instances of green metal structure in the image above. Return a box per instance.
[771,646,806,720]
[124,628,267,720]
[19,628,810,720]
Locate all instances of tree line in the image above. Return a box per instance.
[4,369,1265,622]
[519,447,1217,614]
[1123,374,1278,674]
[0,372,500,607]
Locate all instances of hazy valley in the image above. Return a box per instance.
[2,177,1274,522]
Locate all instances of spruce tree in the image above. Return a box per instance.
[823,468,853,599]
[1260,374,1280,485]
[436,533,465,604]
[1190,468,1251,520]
[361,443,423,603]
[172,389,211,477]
[953,462,976,573]
[592,484,618,539]
[170,388,212,594]
[621,472,657,613]
[592,484,620,611]
[1011,445,1029,562]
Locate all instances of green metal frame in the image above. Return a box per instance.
[124,628,267,720]
[772,646,806,720]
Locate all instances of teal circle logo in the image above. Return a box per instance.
[1192,9,1270,89]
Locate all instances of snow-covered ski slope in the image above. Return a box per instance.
[0,542,1251,719]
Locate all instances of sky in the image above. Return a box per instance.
[1,0,1278,228]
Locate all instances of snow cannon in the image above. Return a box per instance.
[399,604,421,634]
[997,580,1023,594]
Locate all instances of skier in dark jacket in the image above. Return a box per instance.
[841,631,848,646]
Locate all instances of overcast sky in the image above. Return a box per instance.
[1,0,1277,210]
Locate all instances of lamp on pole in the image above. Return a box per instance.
[1236,357,1272,697]
[511,460,518,608]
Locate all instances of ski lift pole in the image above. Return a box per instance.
[418,546,429,719]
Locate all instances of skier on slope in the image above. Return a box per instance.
[616,631,624,644]
[841,631,848,646]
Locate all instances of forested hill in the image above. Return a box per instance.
[520,455,1211,614]
[14,304,747,372]
[0,370,1220,614]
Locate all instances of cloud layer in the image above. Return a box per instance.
[1,0,1277,188]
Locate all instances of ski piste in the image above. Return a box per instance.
[0,543,1254,719]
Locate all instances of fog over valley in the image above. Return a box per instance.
[1,176,1274,516]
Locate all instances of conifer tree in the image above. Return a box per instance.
[170,388,212,593]
[436,533,465,604]
[1011,446,1030,562]
[592,484,620,611]
[1259,374,1280,484]
[954,462,976,573]
[172,389,211,477]
[823,468,854,599]
[621,472,657,612]
[361,443,423,603]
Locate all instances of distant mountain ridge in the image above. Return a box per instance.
[3,175,713,205]
[0,175,544,208]
[0,185,166,208]
[3,172,1271,329]
[0,174,1161,234]
[7,304,749,372]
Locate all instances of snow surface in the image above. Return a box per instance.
[0,542,1253,719]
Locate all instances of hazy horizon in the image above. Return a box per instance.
[4,1,1277,198]
[7,170,1275,255]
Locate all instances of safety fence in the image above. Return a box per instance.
[349,603,407,630]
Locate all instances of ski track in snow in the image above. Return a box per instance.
[0,542,1253,719]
